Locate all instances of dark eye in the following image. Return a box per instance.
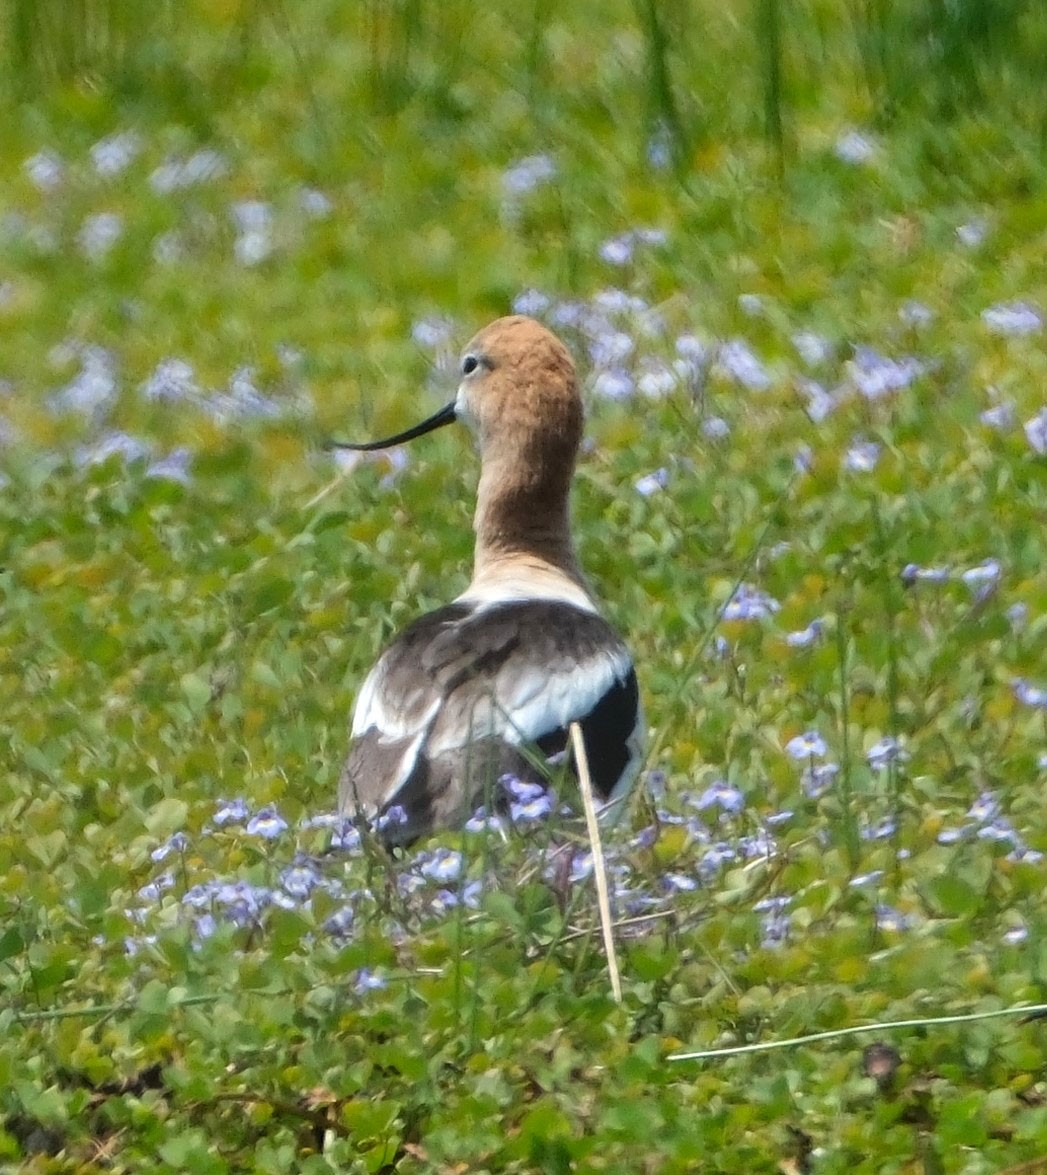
[462,354,479,376]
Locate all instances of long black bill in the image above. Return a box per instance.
[326,400,457,452]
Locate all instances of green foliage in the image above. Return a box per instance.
[1,0,1047,1170]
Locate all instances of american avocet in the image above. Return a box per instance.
[333,315,642,844]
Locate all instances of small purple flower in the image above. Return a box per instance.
[194,913,217,941]
[862,817,897,841]
[755,896,791,948]
[785,731,828,760]
[875,904,910,932]
[718,339,771,391]
[412,316,455,349]
[150,149,227,193]
[419,848,463,884]
[570,851,594,882]
[465,808,506,835]
[354,968,387,994]
[960,559,1001,591]
[699,843,737,875]
[281,860,323,900]
[647,122,672,169]
[75,431,151,469]
[801,762,838,798]
[937,827,968,845]
[785,620,824,648]
[513,289,550,317]
[637,362,677,399]
[150,832,188,862]
[867,738,909,771]
[956,219,989,249]
[980,402,1015,431]
[511,793,554,823]
[793,331,832,367]
[765,810,793,827]
[142,358,200,403]
[835,130,877,165]
[676,334,708,362]
[847,347,924,400]
[24,149,64,191]
[1003,924,1028,946]
[899,301,934,328]
[663,872,698,893]
[982,301,1042,336]
[592,368,635,400]
[701,416,730,440]
[246,807,289,840]
[900,563,951,585]
[78,213,123,262]
[375,805,408,832]
[740,830,776,859]
[503,154,556,196]
[50,346,118,420]
[138,872,175,902]
[213,797,250,826]
[843,439,881,473]
[1025,408,1047,455]
[147,448,193,485]
[722,583,780,622]
[324,907,355,937]
[635,468,669,497]
[588,330,634,368]
[695,780,745,815]
[599,235,634,266]
[1014,679,1047,709]
[800,379,836,423]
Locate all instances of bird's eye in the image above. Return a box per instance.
[462,354,480,376]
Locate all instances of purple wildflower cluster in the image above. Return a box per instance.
[936,792,1044,864]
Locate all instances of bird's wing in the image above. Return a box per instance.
[345,598,637,813]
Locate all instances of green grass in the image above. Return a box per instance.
[2,1,1047,1170]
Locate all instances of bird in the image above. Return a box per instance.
[332,315,642,845]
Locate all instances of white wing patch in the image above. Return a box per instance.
[345,595,637,815]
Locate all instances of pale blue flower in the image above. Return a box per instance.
[793,331,832,367]
[502,153,556,196]
[835,130,878,164]
[722,583,780,621]
[876,904,910,932]
[24,149,64,191]
[513,289,550,317]
[848,347,924,399]
[420,849,462,883]
[635,468,669,496]
[843,439,881,472]
[150,832,188,862]
[785,620,824,648]
[702,416,730,440]
[785,731,828,760]
[78,212,123,262]
[801,762,839,798]
[143,358,200,402]
[695,780,744,815]
[718,339,771,390]
[246,807,289,839]
[1014,679,1047,709]
[867,737,908,770]
[213,797,250,826]
[592,369,635,400]
[956,219,988,248]
[982,301,1042,336]
[1024,408,1047,455]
